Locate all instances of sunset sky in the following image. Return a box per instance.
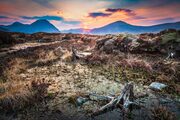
[0,0,180,30]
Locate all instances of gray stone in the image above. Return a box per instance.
[149,82,167,91]
[103,39,116,53]
[76,97,88,106]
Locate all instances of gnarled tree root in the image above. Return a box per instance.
[89,82,142,117]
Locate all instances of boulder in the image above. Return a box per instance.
[102,39,116,53]
[115,37,132,52]
[96,37,111,50]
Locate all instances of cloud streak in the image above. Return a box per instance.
[105,8,133,13]
[0,16,9,19]
[88,12,111,18]
[88,8,145,20]
[21,15,64,21]
[31,0,54,8]
[88,8,137,18]
[63,20,81,25]
[21,15,81,26]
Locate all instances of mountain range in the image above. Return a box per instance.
[0,20,180,34]
[90,21,180,34]
[0,20,60,34]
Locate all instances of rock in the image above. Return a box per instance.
[96,38,110,50]
[76,97,89,106]
[102,39,116,53]
[129,39,140,52]
[95,38,116,54]
[68,95,89,106]
[104,39,115,46]
[149,82,167,91]
[118,36,138,52]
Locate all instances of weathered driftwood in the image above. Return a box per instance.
[90,82,140,117]
[71,46,79,61]
[71,47,87,61]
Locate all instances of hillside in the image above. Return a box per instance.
[91,21,180,34]
[0,26,10,32]
[0,20,60,34]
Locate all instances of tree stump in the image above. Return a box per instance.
[91,82,137,117]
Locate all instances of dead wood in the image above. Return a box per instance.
[90,82,140,117]
[71,46,86,61]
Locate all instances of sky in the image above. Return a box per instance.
[0,0,180,30]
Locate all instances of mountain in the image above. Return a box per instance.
[0,26,10,32]
[90,21,180,34]
[26,20,60,33]
[2,22,29,33]
[1,20,180,34]
[1,20,60,34]
[62,28,91,34]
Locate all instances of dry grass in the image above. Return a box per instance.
[117,56,153,73]
[0,44,58,112]
[86,50,180,94]
[0,79,49,112]
[3,58,27,80]
[0,81,32,111]
[86,51,153,73]
[151,60,180,94]
[85,52,110,65]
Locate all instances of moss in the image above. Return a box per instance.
[91,64,153,84]
[175,38,180,42]
[161,32,178,44]
[47,92,54,98]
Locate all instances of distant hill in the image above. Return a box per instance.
[0,26,10,32]
[62,28,91,34]
[90,21,180,34]
[0,20,60,34]
[1,20,180,34]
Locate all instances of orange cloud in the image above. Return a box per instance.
[81,8,145,29]
[81,3,180,29]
